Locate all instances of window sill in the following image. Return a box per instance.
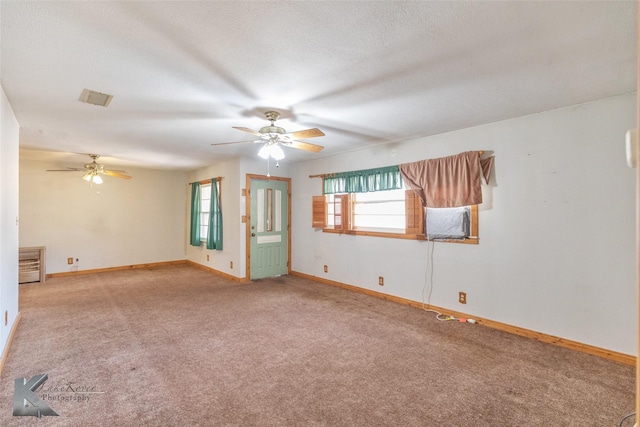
[322,228,426,240]
[428,237,478,245]
[322,228,478,244]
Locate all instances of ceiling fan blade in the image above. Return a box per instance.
[285,128,325,139]
[211,139,259,146]
[102,170,132,179]
[46,167,84,172]
[232,126,262,136]
[286,140,324,153]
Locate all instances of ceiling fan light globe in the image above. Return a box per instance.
[257,145,271,159]
[92,174,103,185]
[270,144,285,160]
[82,172,92,181]
[258,144,285,160]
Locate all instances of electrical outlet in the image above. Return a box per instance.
[323,265,328,273]
[230,261,233,269]
[378,276,384,286]
[67,257,73,265]
[459,292,467,304]
[206,254,210,261]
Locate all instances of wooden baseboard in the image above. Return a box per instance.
[290,271,636,366]
[47,259,247,282]
[0,312,21,377]
[186,260,248,282]
[46,259,248,283]
[46,260,189,279]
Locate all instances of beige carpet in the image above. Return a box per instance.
[0,265,635,426]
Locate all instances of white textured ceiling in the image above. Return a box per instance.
[1,1,637,170]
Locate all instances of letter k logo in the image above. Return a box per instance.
[13,374,58,417]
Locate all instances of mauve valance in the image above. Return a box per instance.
[400,151,494,208]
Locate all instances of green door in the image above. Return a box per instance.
[249,178,289,280]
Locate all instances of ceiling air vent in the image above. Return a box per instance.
[79,89,113,107]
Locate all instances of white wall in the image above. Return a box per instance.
[291,93,637,356]
[0,86,20,358]
[19,159,187,273]
[186,156,291,279]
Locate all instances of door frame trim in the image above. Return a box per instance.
[245,174,292,280]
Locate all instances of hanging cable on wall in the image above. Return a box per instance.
[421,238,444,318]
[421,221,476,323]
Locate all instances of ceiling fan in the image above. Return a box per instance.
[212,111,325,160]
[46,154,132,184]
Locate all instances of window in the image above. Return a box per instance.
[199,183,211,241]
[190,179,223,250]
[313,188,422,239]
[313,189,478,243]
[326,188,406,232]
[353,188,406,230]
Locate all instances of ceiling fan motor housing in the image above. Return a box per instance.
[259,125,286,135]
[260,111,287,138]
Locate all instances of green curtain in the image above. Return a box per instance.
[189,182,201,246]
[206,178,223,250]
[323,165,402,194]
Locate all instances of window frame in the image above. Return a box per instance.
[313,190,478,244]
[199,183,212,242]
[197,180,222,243]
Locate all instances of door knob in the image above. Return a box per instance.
[251,233,256,237]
